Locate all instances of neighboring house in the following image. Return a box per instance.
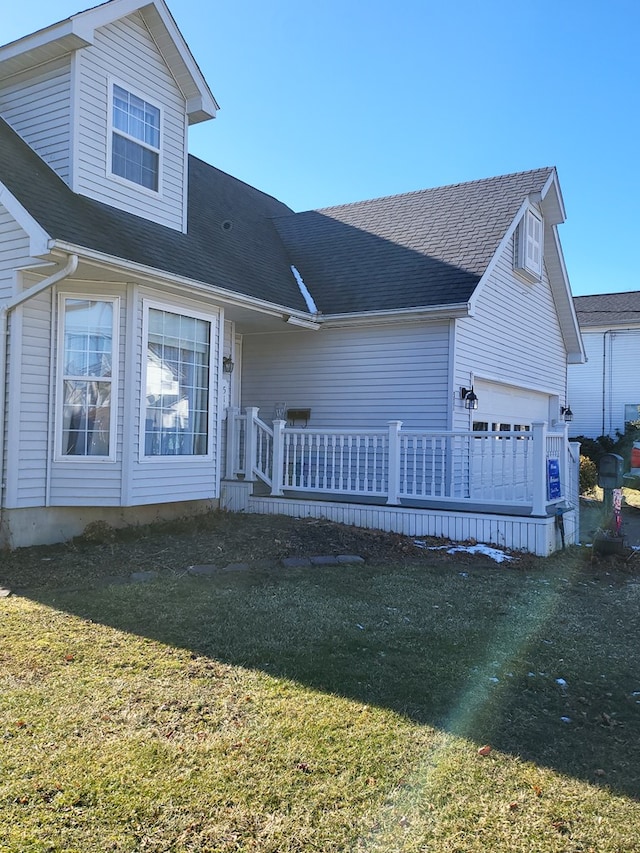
[0,0,584,554]
[568,292,640,439]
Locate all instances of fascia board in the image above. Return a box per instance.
[142,3,219,119]
[539,169,565,226]
[49,239,317,321]
[321,304,470,328]
[0,22,92,65]
[0,184,51,258]
[547,225,586,363]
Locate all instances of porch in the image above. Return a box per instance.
[221,408,581,556]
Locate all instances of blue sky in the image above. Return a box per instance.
[4,0,639,295]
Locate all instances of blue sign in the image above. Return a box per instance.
[547,458,561,500]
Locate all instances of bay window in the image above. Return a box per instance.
[59,296,118,458]
[143,306,211,457]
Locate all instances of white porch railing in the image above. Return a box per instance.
[226,408,575,516]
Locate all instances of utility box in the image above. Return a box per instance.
[598,453,624,490]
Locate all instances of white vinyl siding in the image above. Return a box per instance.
[0,207,31,288]
[568,328,640,438]
[455,233,565,430]
[5,292,51,507]
[0,56,72,182]
[241,322,451,430]
[74,11,187,230]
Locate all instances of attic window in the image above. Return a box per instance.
[515,208,543,281]
[110,83,161,192]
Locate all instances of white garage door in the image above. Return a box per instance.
[473,380,551,431]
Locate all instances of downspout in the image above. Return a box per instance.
[602,330,611,436]
[0,254,78,535]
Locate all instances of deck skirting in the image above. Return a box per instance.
[248,496,578,556]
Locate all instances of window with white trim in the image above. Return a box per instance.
[143,306,212,457]
[110,83,161,191]
[58,296,118,458]
[515,208,543,281]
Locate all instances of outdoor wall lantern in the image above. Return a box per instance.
[561,405,573,423]
[461,387,479,410]
[222,356,234,374]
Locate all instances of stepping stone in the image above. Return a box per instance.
[251,558,278,570]
[95,575,131,587]
[310,555,339,566]
[222,562,250,572]
[188,564,220,576]
[336,555,365,564]
[281,557,312,568]
[130,571,159,583]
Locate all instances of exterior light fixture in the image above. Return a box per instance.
[222,356,234,374]
[461,386,479,410]
[561,405,573,423]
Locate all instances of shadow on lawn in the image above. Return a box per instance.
[25,554,640,800]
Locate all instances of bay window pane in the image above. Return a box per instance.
[145,308,210,456]
[62,380,111,456]
[61,299,114,457]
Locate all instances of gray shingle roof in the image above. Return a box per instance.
[272,168,555,314]
[0,117,307,312]
[1,115,555,318]
[573,292,640,327]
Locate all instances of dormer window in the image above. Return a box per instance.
[515,208,543,281]
[109,83,161,192]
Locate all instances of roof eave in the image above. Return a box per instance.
[321,303,471,328]
[48,238,314,320]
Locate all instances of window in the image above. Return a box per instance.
[110,83,160,191]
[143,306,212,457]
[624,404,640,428]
[515,208,543,281]
[59,297,117,458]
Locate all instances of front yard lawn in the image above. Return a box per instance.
[1,515,639,851]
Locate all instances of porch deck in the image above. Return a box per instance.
[223,408,580,556]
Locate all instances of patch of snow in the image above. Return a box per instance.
[421,542,514,563]
[290,265,318,313]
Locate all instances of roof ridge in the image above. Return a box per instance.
[304,167,555,215]
[187,153,294,211]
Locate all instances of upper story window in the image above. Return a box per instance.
[57,296,119,460]
[515,208,543,281]
[110,83,161,192]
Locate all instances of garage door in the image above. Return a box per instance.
[472,380,550,431]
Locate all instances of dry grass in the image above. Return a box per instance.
[1,520,640,851]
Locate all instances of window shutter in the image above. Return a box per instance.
[525,210,542,276]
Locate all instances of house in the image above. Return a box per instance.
[0,0,584,554]
[568,292,640,438]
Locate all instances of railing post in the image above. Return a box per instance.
[531,421,547,516]
[225,406,240,479]
[386,420,402,505]
[570,439,581,542]
[244,407,259,482]
[271,419,286,496]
